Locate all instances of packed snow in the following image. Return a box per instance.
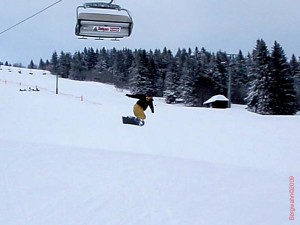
[0,65,299,225]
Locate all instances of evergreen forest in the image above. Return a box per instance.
[2,39,300,115]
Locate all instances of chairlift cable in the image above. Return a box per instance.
[0,0,64,36]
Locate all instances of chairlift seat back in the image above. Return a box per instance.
[76,13,133,38]
[78,13,131,23]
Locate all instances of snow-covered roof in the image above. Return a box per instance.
[203,95,229,104]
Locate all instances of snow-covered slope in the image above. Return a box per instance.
[0,66,299,225]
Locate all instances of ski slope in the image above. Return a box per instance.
[0,66,299,225]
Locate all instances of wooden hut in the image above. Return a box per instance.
[203,95,229,108]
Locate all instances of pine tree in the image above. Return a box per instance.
[190,48,215,106]
[113,50,127,88]
[176,49,191,103]
[231,50,248,104]
[94,47,109,82]
[181,51,196,106]
[246,40,297,115]
[70,51,85,80]
[50,51,59,75]
[58,51,72,78]
[44,60,51,71]
[268,41,297,115]
[153,48,173,97]
[164,58,180,104]
[246,39,273,114]
[122,49,134,88]
[211,51,228,94]
[129,49,153,93]
[38,59,46,70]
[28,60,36,69]
[84,47,98,71]
[148,53,158,95]
[289,54,300,109]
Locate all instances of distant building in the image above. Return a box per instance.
[203,95,229,108]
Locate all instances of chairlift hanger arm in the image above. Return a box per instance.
[83,1,121,10]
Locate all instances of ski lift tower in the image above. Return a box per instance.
[225,53,238,108]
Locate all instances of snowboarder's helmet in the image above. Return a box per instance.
[146,91,153,97]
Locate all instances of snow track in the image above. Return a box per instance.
[1,140,296,225]
[0,66,299,225]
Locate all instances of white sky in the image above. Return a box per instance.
[0,0,300,65]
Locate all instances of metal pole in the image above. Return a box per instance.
[56,74,58,94]
[227,66,232,108]
[226,53,238,108]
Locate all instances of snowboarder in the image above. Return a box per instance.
[126,92,154,124]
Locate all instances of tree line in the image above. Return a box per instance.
[2,39,300,115]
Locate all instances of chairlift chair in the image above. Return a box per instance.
[75,1,133,39]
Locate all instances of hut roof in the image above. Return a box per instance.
[203,95,229,105]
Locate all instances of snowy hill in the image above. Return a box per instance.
[0,66,299,225]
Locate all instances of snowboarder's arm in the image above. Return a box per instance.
[126,94,144,99]
[149,100,154,113]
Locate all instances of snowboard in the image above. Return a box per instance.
[122,116,145,126]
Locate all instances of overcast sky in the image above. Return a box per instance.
[1,0,300,66]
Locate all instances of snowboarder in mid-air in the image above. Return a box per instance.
[125,92,154,126]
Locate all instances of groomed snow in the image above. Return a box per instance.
[0,66,299,225]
